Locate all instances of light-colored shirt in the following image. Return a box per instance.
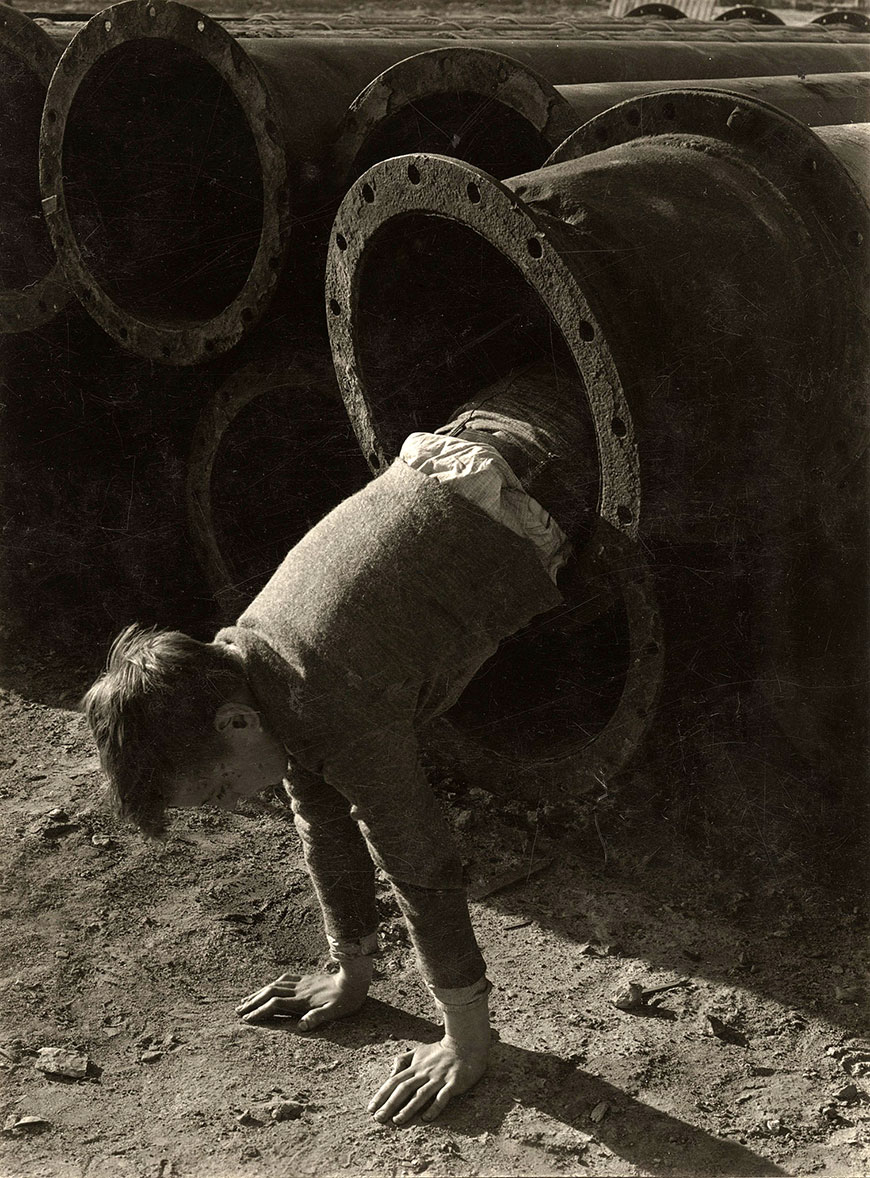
[399,431,572,582]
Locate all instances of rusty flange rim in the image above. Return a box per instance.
[328,47,580,192]
[715,5,785,22]
[624,4,688,18]
[812,8,870,27]
[186,342,340,620]
[326,151,641,541]
[469,525,665,782]
[0,3,70,332]
[39,0,291,366]
[326,153,661,784]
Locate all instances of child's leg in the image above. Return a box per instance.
[438,360,598,543]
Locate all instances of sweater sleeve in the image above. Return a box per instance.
[318,709,486,991]
[285,761,379,949]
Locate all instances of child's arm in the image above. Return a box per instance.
[318,718,492,1122]
[238,764,379,1029]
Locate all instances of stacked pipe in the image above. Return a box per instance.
[324,93,869,794]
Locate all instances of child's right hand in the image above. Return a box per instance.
[236,959,372,1032]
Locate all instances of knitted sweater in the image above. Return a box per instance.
[216,458,561,988]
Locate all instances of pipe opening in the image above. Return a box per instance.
[62,39,263,322]
[349,93,556,184]
[210,385,370,601]
[0,47,55,291]
[353,212,627,758]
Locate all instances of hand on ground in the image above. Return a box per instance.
[367,1037,488,1126]
[236,967,370,1032]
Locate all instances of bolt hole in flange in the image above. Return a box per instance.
[60,39,264,323]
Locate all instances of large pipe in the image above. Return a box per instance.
[0,3,73,331]
[324,93,868,787]
[333,61,870,189]
[41,0,870,365]
[558,69,870,126]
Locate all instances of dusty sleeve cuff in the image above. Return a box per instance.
[428,975,492,1010]
[327,932,379,963]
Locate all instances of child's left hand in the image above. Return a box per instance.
[236,960,371,1032]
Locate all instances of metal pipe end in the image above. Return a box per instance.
[40,0,292,365]
[326,150,640,540]
[0,3,70,332]
[329,46,580,192]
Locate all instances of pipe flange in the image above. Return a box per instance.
[812,9,870,28]
[547,89,869,267]
[0,3,70,332]
[329,47,580,191]
[40,0,291,365]
[715,5,785,22]
[326,152,641,542]
[624,4,688,17]
[186,342,342,620]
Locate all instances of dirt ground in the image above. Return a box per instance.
[0,637,867,1178]
[3,1,869,1176]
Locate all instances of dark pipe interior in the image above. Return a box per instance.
[62,39,263,321]
[350,92,555,184]
[0,47,56,290]
[354,212,629,759]
[211,385,371,602]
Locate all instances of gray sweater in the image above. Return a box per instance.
[217,458,561,988]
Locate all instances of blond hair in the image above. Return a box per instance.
[81,625,247,835]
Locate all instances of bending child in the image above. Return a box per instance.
[82,363,593,1125]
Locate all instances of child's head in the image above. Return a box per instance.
[82,625,287,836]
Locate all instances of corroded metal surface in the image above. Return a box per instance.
[0,3,70,331]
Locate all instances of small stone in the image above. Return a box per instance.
[91,835,112,848]
[54,949,71,960]
[268,1099,304,1122]
[236,1110,264,1127]
[590,1101,610,1123]
[140,1049,162,1063]
[47,809,68,821]
[835,1084,861,1103]
[35,1047,89,1079]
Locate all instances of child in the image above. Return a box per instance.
[83,363,594,1125]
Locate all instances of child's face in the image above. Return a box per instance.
[169,706,288,813]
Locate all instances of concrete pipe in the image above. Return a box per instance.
[0,4,73,331]
[324,92,868,784]
[40,2,870,366]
